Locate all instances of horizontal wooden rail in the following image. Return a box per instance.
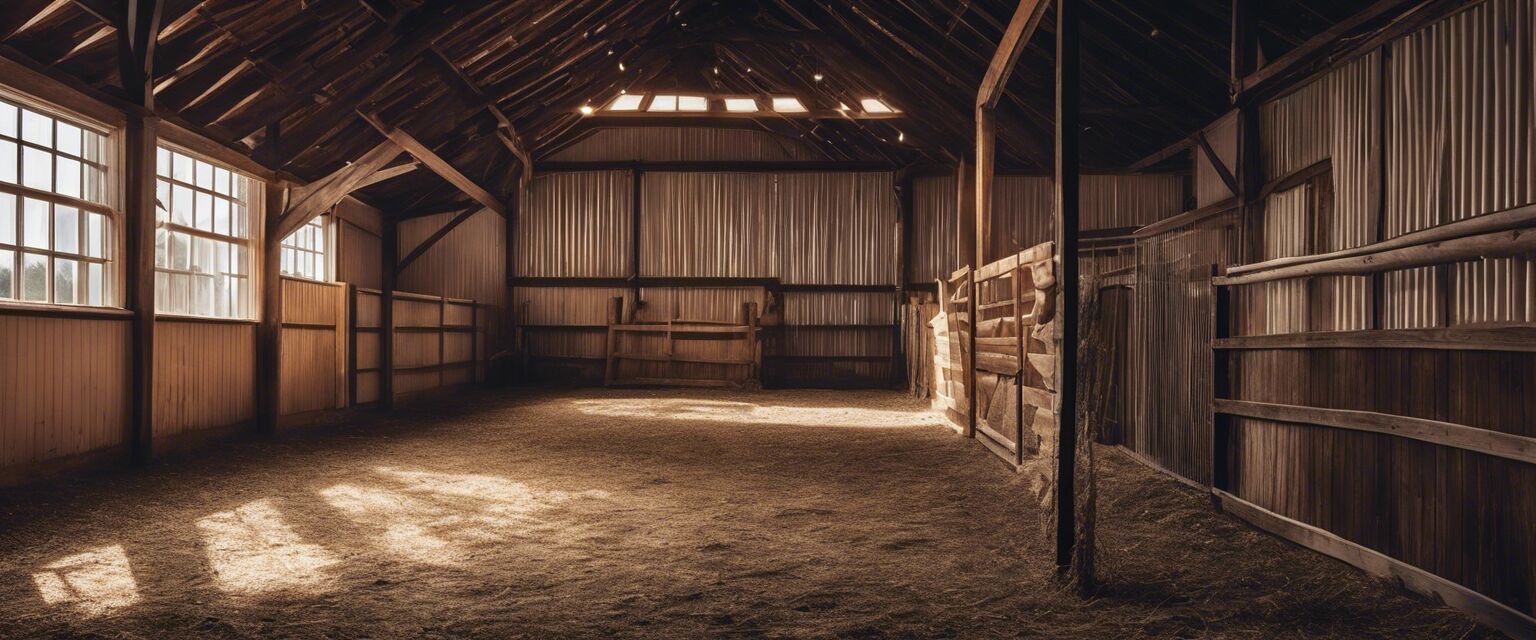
[509,276,897,293]
[1215,399,1536,465]
[1214,326,1536,352]
[1132,198,1238,239]
[1221,202,1536,284]
[1214,489,1535,639]
[281,321,340,330]
[613,352,752,365]
[611,324,751,334]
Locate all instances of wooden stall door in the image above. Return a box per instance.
[971,242,1057,467]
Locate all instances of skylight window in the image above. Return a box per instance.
[648,95,678,112]
[771,96,807,113]
[608,94,643,111]
[860,98,897,113]
[724,98,758,112]
[676,96,708,112]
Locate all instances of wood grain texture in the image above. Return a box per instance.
[0,315,130,479]
[153,319,255,438]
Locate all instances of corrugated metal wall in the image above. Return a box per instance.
[641,171,897,284]
[399,207,506,308]
[909,176,958,283]
[517,171,631,278]
[1387,0,1536,327]
[545,127,828,162]
[909,173,1184,276]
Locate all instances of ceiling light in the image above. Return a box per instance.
[618,61,626,71]
[897,132,905,142]
[579,105,594,115]
[813,73,824,82]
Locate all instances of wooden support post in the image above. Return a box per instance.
[470,303,480,383]
[1054,0,1082,574]
[630,168,643,291]
[257,182,285,435]
[124,113,157,461]
[347,284,358,407]
[976,107,996,267]
[957,159,978,439]
[894,174,913,387]
[380,218,397,409]
[604,296,624,386]
[438,296,446,389]
[121,0,162,463]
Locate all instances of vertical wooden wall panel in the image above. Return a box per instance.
[0,315,131,483]
[279,278,346,416]
[153,320,256,439]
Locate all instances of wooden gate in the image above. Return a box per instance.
[969,242,1057,467]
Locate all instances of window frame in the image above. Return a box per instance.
[0,86,117,308]
[153,143,256,320]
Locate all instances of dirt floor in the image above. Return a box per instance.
[0,388,1501,639]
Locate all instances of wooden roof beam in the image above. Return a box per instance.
[278,138,402,239]
[359,111,506,218]
[977,0,1048,110]
[423,48,532,179]
[396,205,479,273]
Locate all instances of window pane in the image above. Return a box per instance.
[0,249,12,298]
[54,205,78,254]
[85,213,103,258]
[192,236,214,273]
[21,146,49,191]
[281,247,292,274]
[83,165,105,204]
[84,131,103,163]
[21,110,51,146]
[87,262,102,306]
[0,192,14,245]
[0,102,15,138]
[154,228,167,268]
[214,167,231,196]
[22,198,48,249]
[21,253,46,301]
[171,231,189,270]
[192,274,211,316]
[232,204,246,237]
[156,179,170,221]
[195,160,213,190]
[172,184,193,226]
[54,258,76,304]
[169,272,189,315]
[172,151,192,182]
[0,140,15,184]
[195,191,213,231]
[56,156,81,199]
[214,197,230,235]
[154,271,168,311]
[56,122,81,157]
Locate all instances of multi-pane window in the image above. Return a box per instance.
[155,147,252,318]
[280,215,328,282]
[0,98,113,305]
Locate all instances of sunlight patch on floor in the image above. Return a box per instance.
[196,499,339,596]
[571,398,944,429]
[31,545,140,616]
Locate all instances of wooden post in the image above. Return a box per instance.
[381,218,397,409]
[1054,0,1082,574]
[603,296,624,385]
[894,174,913,387]
[976,107,996,267]
[470,303,480,383]
[957,159,978,439]
[257,183,285,435]
[121,0,163,463]
[347,284,358,407]
[124,114,157,461]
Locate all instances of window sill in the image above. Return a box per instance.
[155,313,258,325]
[0,300,133,320]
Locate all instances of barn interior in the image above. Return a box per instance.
[0,0,1532,638]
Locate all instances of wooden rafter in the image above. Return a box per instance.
[360,111,507,217]
[424,48,533,178]
[976,0,1048,109]
[278,139,402,238]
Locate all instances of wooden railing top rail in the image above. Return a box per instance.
[1218,202,1536,286]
